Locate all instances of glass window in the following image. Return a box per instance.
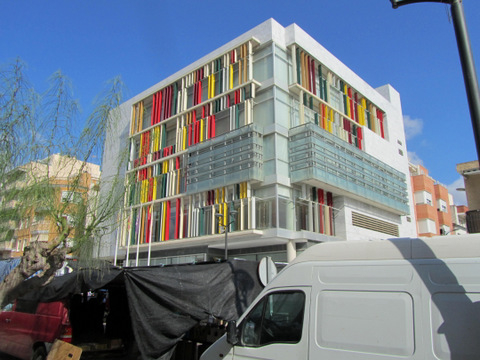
[418,218,436,234]
[253,45,274,82]
[61,190,82,203]
[414,191,432,206]
[437,199,447,212]
[240,291,305,347]
[329,86,343,113]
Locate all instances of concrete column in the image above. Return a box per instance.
[286,239,296,262]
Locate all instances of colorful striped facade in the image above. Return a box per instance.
[101,20,416,266]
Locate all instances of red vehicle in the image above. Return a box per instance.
[0,299,72,360]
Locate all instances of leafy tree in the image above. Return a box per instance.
[0,59,127,308]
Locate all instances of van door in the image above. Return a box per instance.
[232,287,310,360]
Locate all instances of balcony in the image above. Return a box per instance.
[289,123,409,215]
[186,124,264,194]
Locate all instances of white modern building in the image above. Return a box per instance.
[100,19,416,266]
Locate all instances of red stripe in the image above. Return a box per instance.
[357,127,363,150]
[327,192,333,207]
[159,89,163,121]
[151,93,156,126]
[167,86,172,119]
[211,115,216,138]
[319,205,324,234]
[348,88,354,121]
[174,198,181,239]
[146,207,151,243]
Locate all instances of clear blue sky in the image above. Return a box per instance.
[2,0,479,206]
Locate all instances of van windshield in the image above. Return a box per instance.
[240,291,305,347]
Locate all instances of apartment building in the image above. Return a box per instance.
[451,203,468,235]
[0,154,101,258]
[100,19,416,266]
[409,163,457,236]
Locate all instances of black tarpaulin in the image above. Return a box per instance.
[15,260,263,360]
[9,266,124,304]
[38,267,124,302]
[124,260,262,360]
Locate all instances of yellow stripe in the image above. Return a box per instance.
[361,98,367,126]
[131,106,136,135]
[161,203,165,241]
[182,126,187,150]
[153,177,157,201]
[208,75,211,99]
[357,104,363,126]
[218,203,222,227]
[139,101,144,133]
[211,74,215,98]
[223,202,227,226]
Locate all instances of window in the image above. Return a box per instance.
[418,218,437,234]
[329,86,343,113]
[61,191,82,204]
[437,199,447,213]
[240,291,305,347]
[414,191,432,206]
[440,225,450,235]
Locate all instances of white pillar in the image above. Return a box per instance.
[286,239,296,262]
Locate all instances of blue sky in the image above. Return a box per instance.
[2,0,479,206]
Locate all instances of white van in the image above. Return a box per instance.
[200,235,480,359]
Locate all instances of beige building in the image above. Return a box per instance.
[457,160,480,233]
[0,154,100,258]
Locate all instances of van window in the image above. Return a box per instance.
[240,291,305,347]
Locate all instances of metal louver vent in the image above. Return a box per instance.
[352,212,399,237]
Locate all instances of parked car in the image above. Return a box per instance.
[0,288,132,360]
[0,299,72,360]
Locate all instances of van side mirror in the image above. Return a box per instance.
[226,321,238,345]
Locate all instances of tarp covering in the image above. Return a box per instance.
[17,260,263,360]
[124,260,262,360]
[11,266,124,304]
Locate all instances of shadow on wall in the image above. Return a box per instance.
[392,239,480,359]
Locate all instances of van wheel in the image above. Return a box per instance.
[32,346,47,360]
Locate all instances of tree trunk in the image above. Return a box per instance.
[0,240,66,309]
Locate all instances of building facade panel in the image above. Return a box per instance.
[100,19,416,265]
